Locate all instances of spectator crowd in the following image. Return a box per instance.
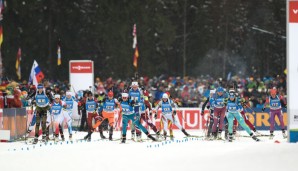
[0,74,287,109]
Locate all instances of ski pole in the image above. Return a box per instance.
[243,103,257,115]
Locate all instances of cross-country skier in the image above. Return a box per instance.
[83,91,98,141]
[61,91,77,141]
[153,93,190,140]
[27,84,51,144]
[134,91,160,141]
[128,81,142,140]
[235,96,261,135]
[119,92,156,143]
[209,87,228,140]
[50,94,67,142]
[201,89,216,140]
[262,88,287,139]
[91,90,120,140]
[78,91,88,131]
[225,91,260,142]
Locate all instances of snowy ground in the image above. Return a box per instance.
[0,130,297,171]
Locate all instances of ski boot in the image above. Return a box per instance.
[182,129,190,137]
[54,134,59,143]
[108,126,113,141]
[109,134,113,141]
[99,131,106,139]
[163,132,167,140]
[155,131,160,140]
[251,135,260,142]
[131,133,135,141]
[84,131,92,141]
[216,131,223,140]
[42,134,48,143]
[33,137,39,144]
[61,134,65,141]
[232,132,236,140]
[228,133,233,142]
[121,135,126,144]
[209,132,216,141]
[147,133,157,141]
[136,135,142,142]
[170,129,174,137]
[269,132,274,140]
[253,129,261,136]
[69,134,73,141]
[46,135,50,142]
[282,131,287,139]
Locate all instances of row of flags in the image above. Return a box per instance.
[14,24,139,82]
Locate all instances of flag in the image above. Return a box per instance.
[133,46,139,68]
[0,0,4,48]
[0,0,4,77]
[132,24,137,49]
[57,45,61,65]
[132,24,139,68]
[0,26,2,48]
[29,60,44,87]
[15,48,21,80]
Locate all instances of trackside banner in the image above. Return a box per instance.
[288,0,298,142]
[4,108,287,136]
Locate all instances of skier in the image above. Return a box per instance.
[209,87,228,140]
[128,81,142,140]
[28,84,51,144]
[153,93,190,140]
[236,96,261,135]
[78,91,88,131]
[134,91,160,141]
[50,94,67,142]
[262,88,287,139]
[83,91,98,141]
[201,89,216,140]
[62,91,77,141]
[157,92,177,140]
[91,90,120,140]
[226,91,260,142]
[119,92,156,143]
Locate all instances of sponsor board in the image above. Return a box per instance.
[1,108,287,132]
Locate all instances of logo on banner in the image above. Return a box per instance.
[289,1,298,23]
[70,62,92,73]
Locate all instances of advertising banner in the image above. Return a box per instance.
[288,0,298,142]
[69,60,94,94]
[1,107,288,138]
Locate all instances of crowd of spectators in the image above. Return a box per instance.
[0,74,287,109]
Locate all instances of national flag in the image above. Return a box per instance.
[132,24,139,68]
[15,48,21,80]
[0,26,3,48]
[57,45,61,65]
[29,60,45,87]
[0,0,4,48]
[133,46,139,68]
[132,24,137,48]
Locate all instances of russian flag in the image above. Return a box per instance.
[29,60,44,87]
